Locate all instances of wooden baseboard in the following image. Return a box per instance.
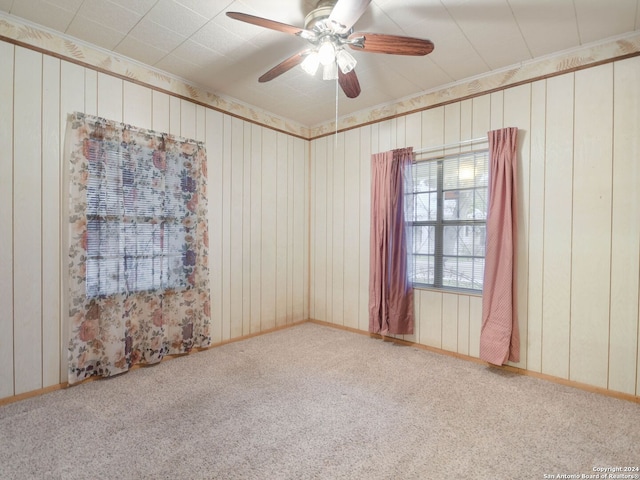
[0,320,307,407]
[308,319,640,405]
[2,318,638,407]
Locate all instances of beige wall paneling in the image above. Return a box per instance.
[610,57,640,395]
[421,106,445,153]
[526,80,547,373]
[206,108,223,344]
[377,120,391,153]
[260,128,277,330]
[276,132,288,327]
[324,134,334,325]
[469,295,482,357]
[97,72,122,122]
[570,64,614,388]
[313,137,328,321]
[458,295,470,355]
[41,55,61,388]
[59,60,86,381]
[419,290,442,348]
[332,132,345,326]
[504,83,532,370]
[221,115,232,340]
[152,91,170,133]
[250,123,263,333]
[196,106,206,143]
[180,99,196,140]
[169,96,181,135]
[443,102,461,156]
[358,125,371,332]
[84,69,97,116]
[460,99,472,150]
[13,46,43,395]
[242,122,252,335]
[490,90,504,131]
[286,137,294,325]
[123,82,152,130]
[542,73,574,380]
[303,138,310,321]
[441,293,459,352]
[0,41,14,398]
[293,137,307,322]
[343,128,360,330]
[230,117,244,339]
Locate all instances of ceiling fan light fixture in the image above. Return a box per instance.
[322,60,338,80]
[318,40,336,66]
[301,51,320,75]
[336,48,357,74]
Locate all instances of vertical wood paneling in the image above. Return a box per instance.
[527,80,546,373]
[41,55,61,388]
[196,106,206,143]
[610,57,640,395]
[422,106,444,153]
[286,137,294,324]
[250,124,262,333]
[469,296,482,357]
[542,74,574,380]
[343,128,360,329]
[169,96,180,135]
[206,109,223,344]
[472,95,491,141]
[570,65,613,388]
[325,135,334,324]
[313,137,327,321]
[444,103,461,155]
[180,99,196,139]
[419,290,442,348]
[332,133,345,326]
[441,293,458,352]
[261,128,277,330]
[0,42,14,398]
[490,91,504,130]
[504,83,532,369]
[123,82,152,129]
[276,133,288,327]
[458,295,470,355]
[13,47,43,395]
[221,115,232,340]
[230,117,244,338]
[293,137,306,322]
[97,73,122,121]
[84,69,97,116]
[242,122,252,335]
[152,91,170,133]
[358,126,371,332]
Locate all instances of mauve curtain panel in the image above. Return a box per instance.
[480,127,520,365]
[369,147,414,336]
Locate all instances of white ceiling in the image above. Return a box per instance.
[2,0,639,126]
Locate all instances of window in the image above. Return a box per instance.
[407,149,489,292]
[84,135,189,297]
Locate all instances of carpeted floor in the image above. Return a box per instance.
[1,322,638,479]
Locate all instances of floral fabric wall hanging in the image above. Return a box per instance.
[65,112,211,385]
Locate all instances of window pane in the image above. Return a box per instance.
[413,225,434,255]
[413,254,434,285]
[415,192,437,221]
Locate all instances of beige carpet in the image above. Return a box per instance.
[0,322,638,479]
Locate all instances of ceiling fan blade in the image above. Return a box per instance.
[338,69,361,98]
[348,33,435,56]
[328,0,372,35]
[226,12,315,39]
[259,51,309,83]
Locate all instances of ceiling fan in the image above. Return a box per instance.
[226,0,434,99]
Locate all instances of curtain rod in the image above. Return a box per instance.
[414,136,487,155]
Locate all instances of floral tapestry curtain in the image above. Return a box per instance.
[369,147,414,335]
[66,112,211,385]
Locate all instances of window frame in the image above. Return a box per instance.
[408,149,489,294]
